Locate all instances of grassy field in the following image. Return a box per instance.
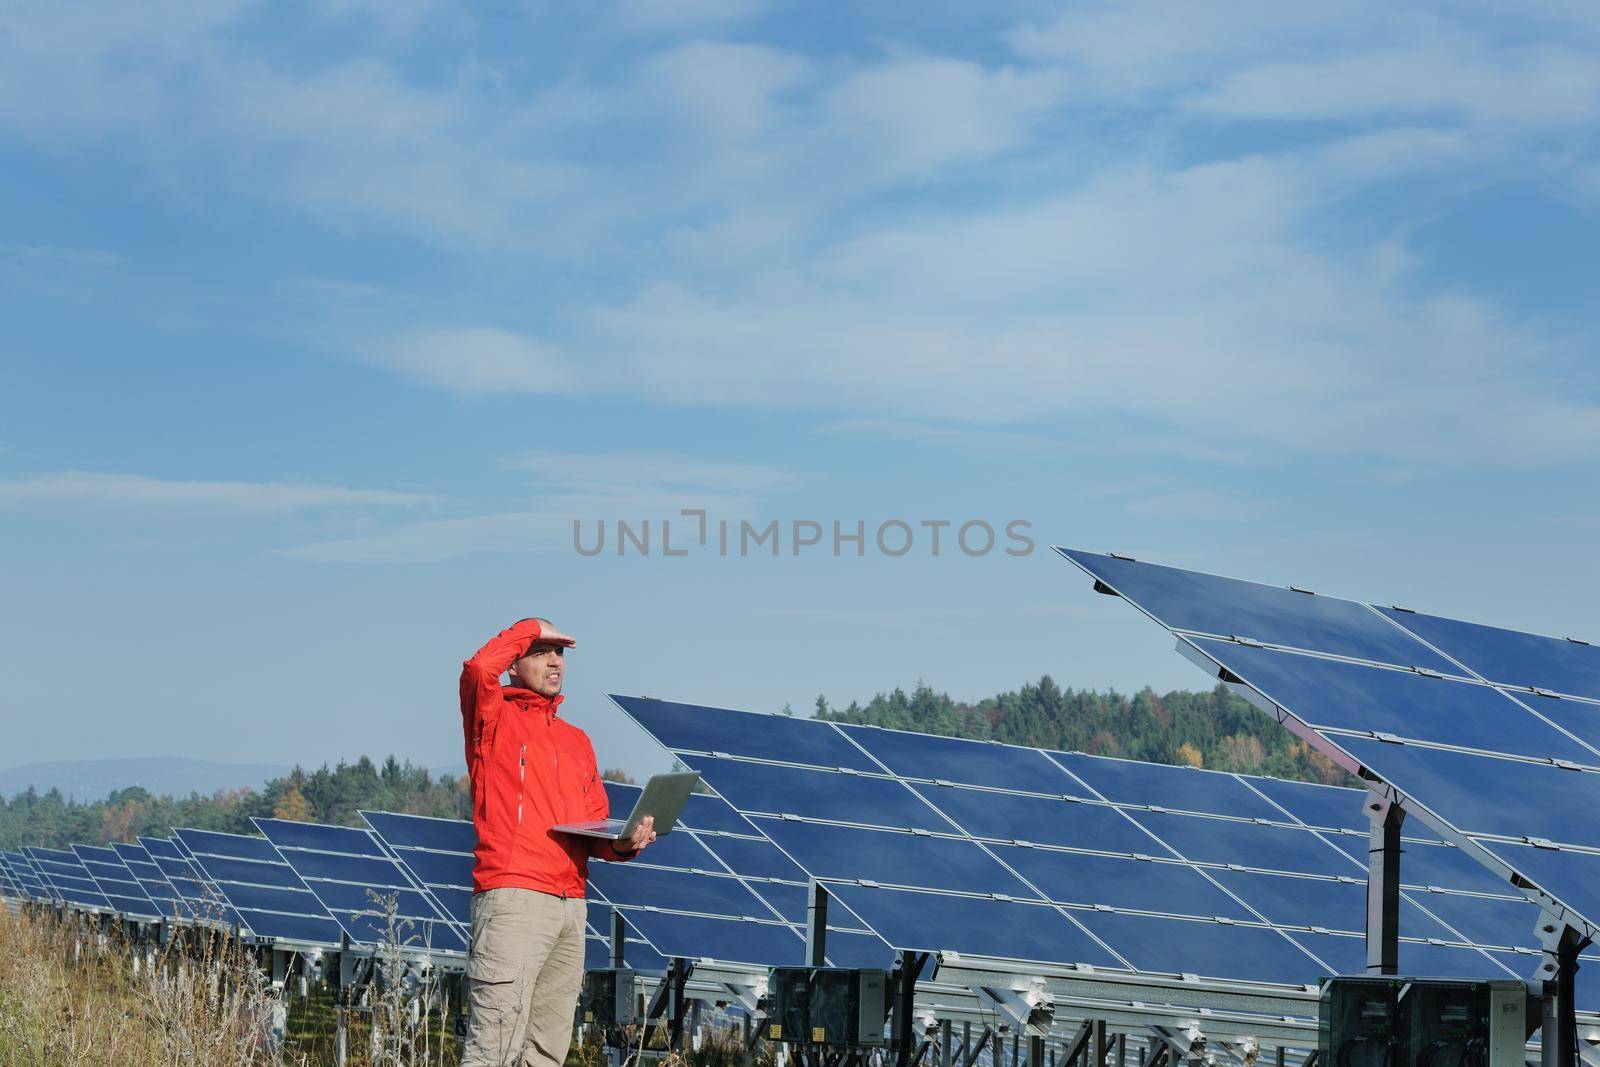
[0,904,755,1067]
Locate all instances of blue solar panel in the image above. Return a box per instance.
[73,844,159,919]
[1503,691,1600,755]
[1318,834,1513,897]
[623,689,1579,982]
[1059,546,1600,944]
[1379,607,1600,704]
[255,818,464,953]
[588,862,784,922]
[756,819,1035,898]
[112,842,189,918]
[1056,549,1453,671]
[139,836,226,919]
[681,756,949,832]
[826,884,1121,967]
[696,834,808,881]
[914,785,1154,853]
[2,851,47,901]
[992,845,1255,920]
[612,696,879,771]
[620,907,806,964]
[838,725,1079,795]
[176,828,342,946]
[1291,930,1517,981]
[1053,751,1285,820]
[1470,841,1600,936]
[1125,810,1357,877]
[1239,776,1369,833]
[681,794,763,836]
[361,810,474,852]
[1074,911,1325,984]
[816,929,897,969]
[358,810,474,933]
[1189,638,1600,765]
[1209,869,1453,940]
[1336,737,1600,850]
[26,846,112,910]
[1412,890,1541,950]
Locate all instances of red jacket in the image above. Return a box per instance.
[460,619,630,896]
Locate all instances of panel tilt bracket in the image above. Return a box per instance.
[1363,794,1404,975]
[1533,913,1591,1067]
[971,984,1054,1040]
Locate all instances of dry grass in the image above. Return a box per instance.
[0,904,280,1066]
[0,901,760,1067]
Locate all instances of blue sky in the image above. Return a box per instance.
[2,1,1598,781]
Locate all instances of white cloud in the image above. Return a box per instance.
[280,488,762,563]
[504,452,803,494]
[616,0,771,32]
[381,327,579,395]
[278,449,797,562]
[0,472,445,516]
[1189,43,1600,127]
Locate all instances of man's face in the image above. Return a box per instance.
[510,643,565,697]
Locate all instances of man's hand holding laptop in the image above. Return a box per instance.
[618,815,656,858]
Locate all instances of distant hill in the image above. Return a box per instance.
[0,757,293,804]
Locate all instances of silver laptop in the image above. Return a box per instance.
[553,771,701,842]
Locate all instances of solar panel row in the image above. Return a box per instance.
[1054,548,1600,953]
[612,694,1594,1006]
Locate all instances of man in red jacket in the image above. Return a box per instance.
[459,617,655,1067]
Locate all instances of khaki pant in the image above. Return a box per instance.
[460,888,587,1067]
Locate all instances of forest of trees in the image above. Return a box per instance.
[814,676,1350,786]
[1,678,1346,851]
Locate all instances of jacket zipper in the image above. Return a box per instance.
[518,743,525,826]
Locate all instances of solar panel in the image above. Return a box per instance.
[1186,637,1597,765]
[174,828,343,947]
[1374,606,1600,704]
[357,810,475,934]
[25,846,112,911]
[254,818,466,954]
[140,836,237,925]
[6,850,54,901]
[1057,547,1600,949]
[617,693,1574,990]
[359,784,893,972]
[72,844,160,920]
[112,841,194,920]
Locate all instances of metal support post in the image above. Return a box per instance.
[1115,1034,1126,1067]
[1029,1036,1046,1067]
[891,952,928,1067]
[667,958,690,1051]
[1092,1021,1107,1067]
[807,881,829,967]
[610,910,626,967]
[1364,795,1404,975]
[958,1025,989,1067]
[942,1019,953,1067]
[1535,916,1590,1067]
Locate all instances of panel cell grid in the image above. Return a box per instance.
[255,818,465,954]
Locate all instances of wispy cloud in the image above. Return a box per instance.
[504,452,804,494]
[381,326,580,395]
[280,451,799,562]
[0,472,445,517]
